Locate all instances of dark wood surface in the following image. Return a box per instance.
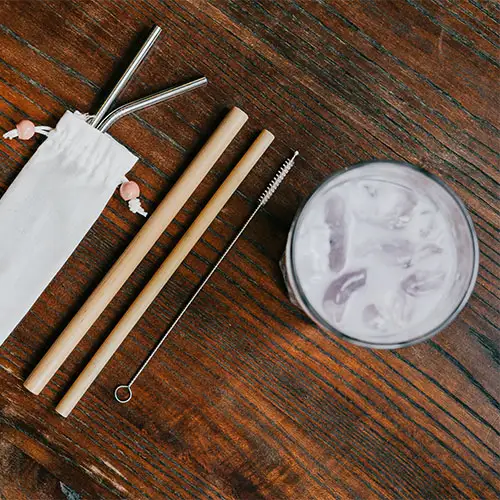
[1,1,499,498]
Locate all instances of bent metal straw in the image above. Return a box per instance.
[96,78,208,132]
[91,25,162,127]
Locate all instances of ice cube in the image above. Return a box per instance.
[299,223,331,274]
[362,304,387,330]
[370,291,413,330]
[387,291,413,325]
[414,209,436,238]
[389,188,418,229]
[401,271,445,297]
[324,195,347,272]
[352,181,417,229]
[357,239,413,267]
[323,269,367,305]
[413,243,443,264]
[382,240,413,267]
[323,301,346,324]
[363,182,378,197]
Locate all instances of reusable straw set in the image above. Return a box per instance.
[1,26,297,416]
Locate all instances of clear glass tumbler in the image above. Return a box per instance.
[282,161,479,349]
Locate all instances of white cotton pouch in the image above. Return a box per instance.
[0,110,137,345]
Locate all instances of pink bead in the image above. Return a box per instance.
[120,181,140,201]
[16,120,36,140]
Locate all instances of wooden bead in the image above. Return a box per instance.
[16,120,35,140]
[119,181,140,201]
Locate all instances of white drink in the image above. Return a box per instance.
[287,162,478,347]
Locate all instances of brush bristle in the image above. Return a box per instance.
[259,151,298,205]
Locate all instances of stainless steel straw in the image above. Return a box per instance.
[97,77,208,132]
[91,25,162,127]
[114,151,299,404]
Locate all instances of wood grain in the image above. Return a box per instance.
[0,0,498,498]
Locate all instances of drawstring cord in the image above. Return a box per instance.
[2,112,92,140]
[3,124,52,140]
[3,115,147,217]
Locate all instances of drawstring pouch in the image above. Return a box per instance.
[0,110,140,345]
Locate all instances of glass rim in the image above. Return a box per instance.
[287,160,480,349]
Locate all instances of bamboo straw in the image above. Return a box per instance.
[56,130,274,417]
[24,107,248,395]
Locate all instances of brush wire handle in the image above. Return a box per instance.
[114,151,298,403]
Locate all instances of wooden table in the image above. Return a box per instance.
[1,1,498,498]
